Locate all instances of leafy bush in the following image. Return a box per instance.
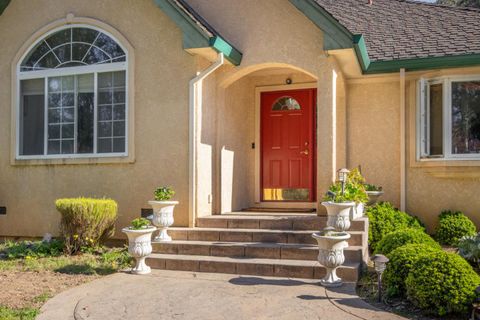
[129,218,151,230]
[383,244,442,297]
[323,168,368,204]
[364,183,382,192]
[55,198,118,255]
[375,228,440,255]
[154,186,175,201]
[458,233,480,268]
[366,202,424,251]
[435,210,476,246]
[406,250,480,316]
[1,240,64,259]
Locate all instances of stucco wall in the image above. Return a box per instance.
[346,80,401,206]
[0,0,196,237]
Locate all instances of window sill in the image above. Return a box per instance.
[11,154,134,166]
[410,159,480,178]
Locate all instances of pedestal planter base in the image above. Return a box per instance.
[122,227,156,275]
[312,231,351,287]
[148,201,179,242]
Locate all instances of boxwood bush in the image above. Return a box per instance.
[406,250,480,316]
[374,228,440,255]
[55,198,118,254]
[383,244,442,298]
[366,202,424,251]
[435,210,476,246]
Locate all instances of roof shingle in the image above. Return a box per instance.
[314,0,480,62]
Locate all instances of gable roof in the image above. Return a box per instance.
[314,0,480,63]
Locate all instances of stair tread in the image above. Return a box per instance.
[170,227,364,234]
[199,214,368,221]
[152,240,364,251]
[148,253,360,268]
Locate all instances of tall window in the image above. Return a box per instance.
[419,76,480,160]
[17,25,127,158]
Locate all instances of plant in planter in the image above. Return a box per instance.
[148,186,178,242]
[122,218,156,275]
[312,227,351,287]
[322,168,368,231]
[365,184,384,206]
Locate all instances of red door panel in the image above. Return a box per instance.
[261,89,316,202]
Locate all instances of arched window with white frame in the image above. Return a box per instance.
[17,24,128,158]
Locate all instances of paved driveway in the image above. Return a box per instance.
[37,270,406,320]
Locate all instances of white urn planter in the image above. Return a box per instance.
[366,191,384,206]
[148,201,179,242]
[122,226,156,275]
[312,229,351,287]
[321,201,355,232]
[350,202,365,220]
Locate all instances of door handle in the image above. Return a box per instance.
[300,149,309,155]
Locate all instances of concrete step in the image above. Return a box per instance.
[146,253,360,281]
[197,215,367,232]
[152,240,365,263]
[167,228,366,246]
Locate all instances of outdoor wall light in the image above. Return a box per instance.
[337,168,350,195]
[470,286,480,320]
[371,254,389,302]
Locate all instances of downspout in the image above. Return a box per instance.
[188,53,225,227]
[400,68,406,211]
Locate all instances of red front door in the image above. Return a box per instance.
[261,88,316,202]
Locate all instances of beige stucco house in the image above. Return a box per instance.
[1,0,480,239]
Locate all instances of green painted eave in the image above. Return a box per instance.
[0,0,10,15]
[365,53,480,74]
[289,0,353,50]
[153,0,242,65]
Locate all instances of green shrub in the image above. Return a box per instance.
[406,250,480,316]
[55,198,118,255]
[435,210,476,246]
[375,228,440,255]
[383,244,442,298]
[129,218,151,230]
[366,202,424,251]
[154,186,175,201]
[458,233,480,268]
[1,240,64,259]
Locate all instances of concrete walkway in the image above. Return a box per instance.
[37,270,406,320]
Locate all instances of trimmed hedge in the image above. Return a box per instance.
[374,228,440,256]
[383,244,442,298]
[435,210,476,246]
[55,198,118,255]
[406,250,480,316]
[366,202,424,251]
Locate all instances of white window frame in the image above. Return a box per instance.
[15,24,129,160]
[417,74,480,161]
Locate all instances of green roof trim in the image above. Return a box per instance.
[0,0,10,15]
[289,0,353,50]
[290,0,480,74]
[153,0,242,65]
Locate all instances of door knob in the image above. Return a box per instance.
[300,149,309,155]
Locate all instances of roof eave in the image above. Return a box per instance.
[153,0,242,65]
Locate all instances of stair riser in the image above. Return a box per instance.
[168,230,365,246]
[152,243,364,263]
[196,218,366,232]
[146,257,360,281]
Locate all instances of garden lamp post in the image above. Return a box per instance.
[471,286,480,320]
[337,168,350,195]
[371,254,389,302]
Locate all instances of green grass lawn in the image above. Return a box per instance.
[0,240,131,320]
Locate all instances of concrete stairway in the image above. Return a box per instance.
[146,212,368,282]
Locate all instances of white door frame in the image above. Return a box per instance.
[254,82,317,208]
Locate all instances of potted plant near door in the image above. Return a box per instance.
[148,186,178,242]
[322,168,368,231]
[122,218,156,275]
[312,227,351,287]
[346,168,369,219]
[365,184,384,206]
